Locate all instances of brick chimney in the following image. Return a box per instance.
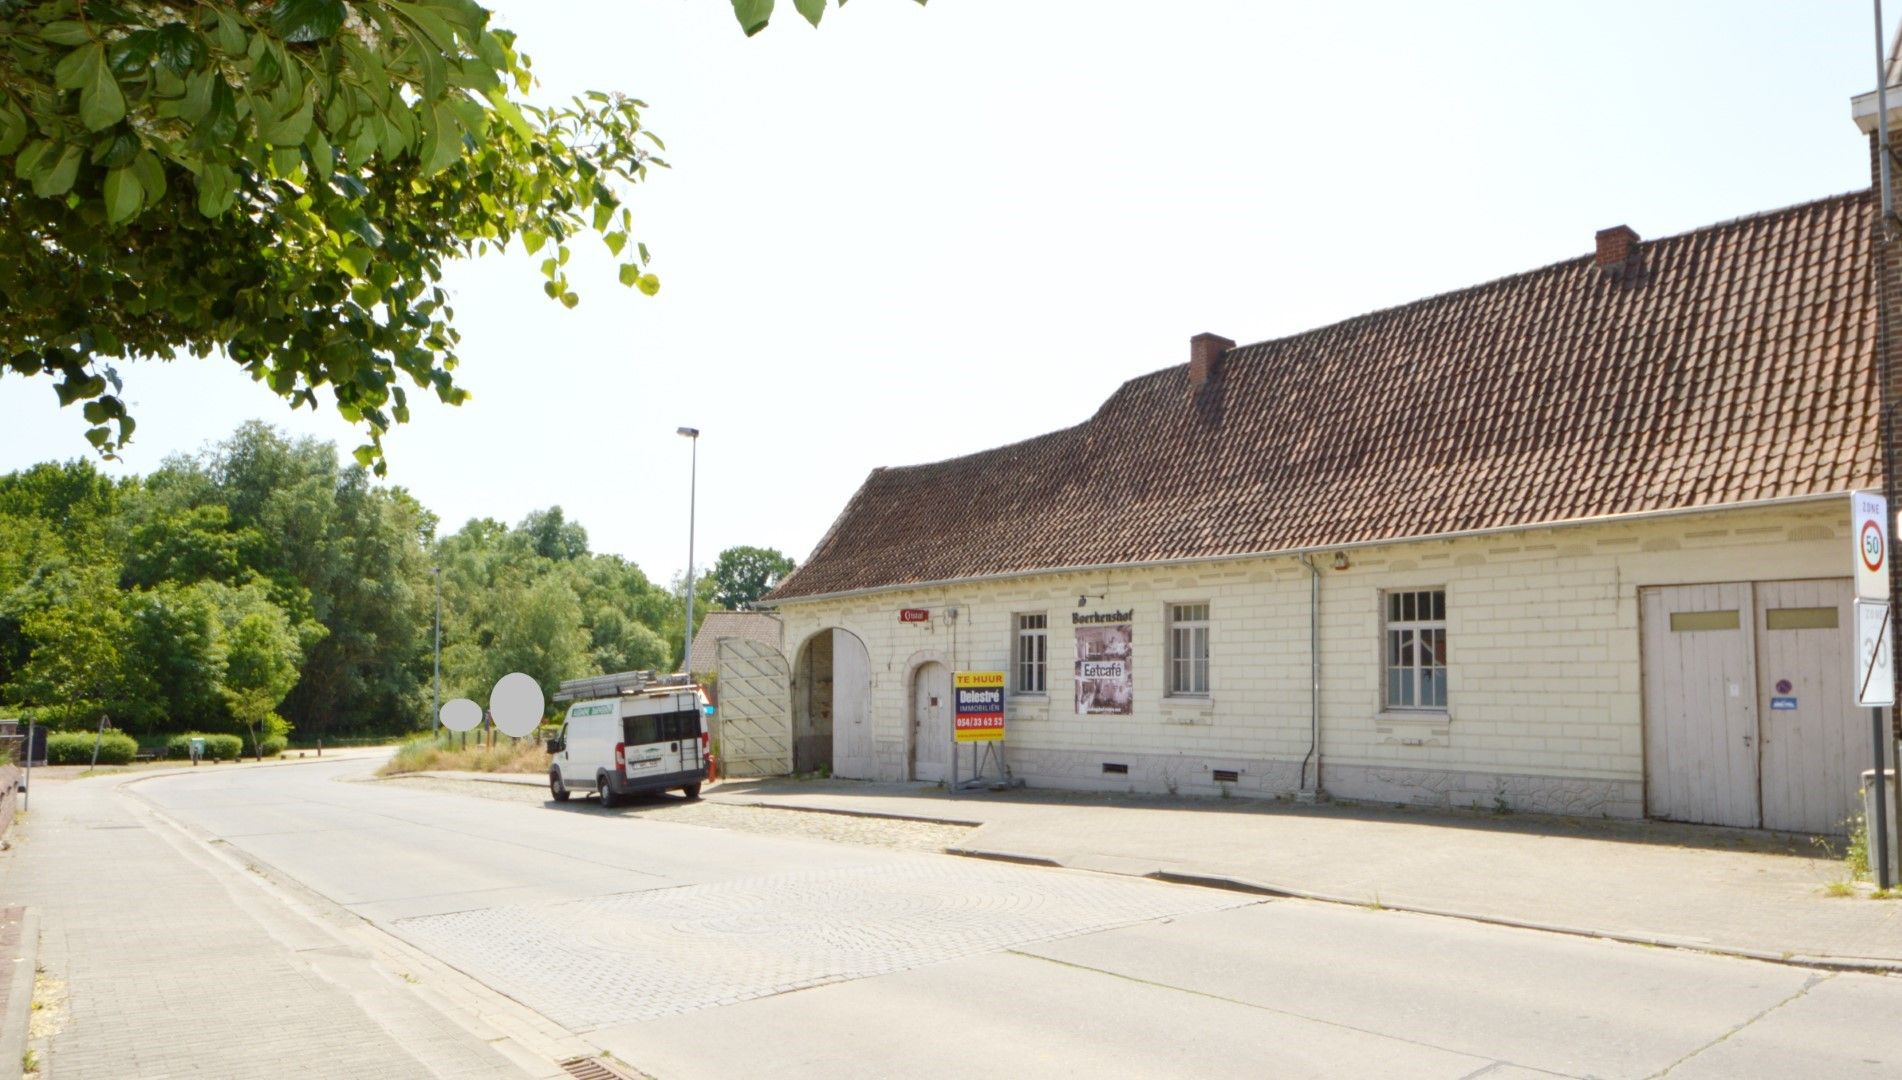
[1189,332,1235,389]
[1595,225,1640,276]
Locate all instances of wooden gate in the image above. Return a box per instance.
[833,631,875,779]
[1642,579,1864,833]
[1755,580,1859,834]
[716,638,791,777]
[1642,583,1760,828]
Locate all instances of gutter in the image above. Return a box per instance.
[762,490,1849,608]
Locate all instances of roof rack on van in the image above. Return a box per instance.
[553,670,695,702]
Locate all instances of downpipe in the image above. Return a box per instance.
[1297,554,1322,800]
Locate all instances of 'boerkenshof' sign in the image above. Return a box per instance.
[953,671,1006,743]
[1073,610,1132,625]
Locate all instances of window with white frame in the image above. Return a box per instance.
[1013,613,1047,695]
[1385,589,1447,710]
[1167,602,1211,696]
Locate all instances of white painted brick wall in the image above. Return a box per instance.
[772,503,1847,816]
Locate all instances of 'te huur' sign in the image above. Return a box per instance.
[1854,490,1890,601]
[953,671,1006,743]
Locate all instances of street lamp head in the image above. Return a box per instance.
[677,426,699,438]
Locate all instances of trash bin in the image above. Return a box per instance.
[1861,769,1900,878]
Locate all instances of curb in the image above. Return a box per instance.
[0,907,39,1080]
[405,771,545,787]
[943,847,1064,868]
[731,800,982,829]
[1142,869,1902,976]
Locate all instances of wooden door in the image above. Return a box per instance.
[1755,580,1860,834]
[910,662,951,782]
[1642,583,1760,827]
[832,630,875,780]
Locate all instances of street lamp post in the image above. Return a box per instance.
[431,566,443,740]
[678,426,700,672]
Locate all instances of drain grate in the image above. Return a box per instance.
[560,1056,640,1080]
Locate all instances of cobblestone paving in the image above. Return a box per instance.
[395,856,1258,1030]
[386,774,974,852]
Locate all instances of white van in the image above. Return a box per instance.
[547,673,710,806]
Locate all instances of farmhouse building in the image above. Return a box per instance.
[732,100,1902,834]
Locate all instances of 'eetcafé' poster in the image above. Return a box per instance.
[1074,612,1133,715]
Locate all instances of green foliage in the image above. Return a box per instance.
[45,729,136,765]
[10,567,126,728]
[0,424,775,739]
[710,545,796,610]
[1,1,666,472]
[436,506,675,708]
[163,731,245,760]
[727,0,928,37]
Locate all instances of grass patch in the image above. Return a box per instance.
[377,734,548,777]
[1822,880,1856,898]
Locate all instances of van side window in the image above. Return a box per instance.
[625,716,659,745]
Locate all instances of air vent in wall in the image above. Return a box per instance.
[1102,762,1128,775]
[1212,769,1240,784]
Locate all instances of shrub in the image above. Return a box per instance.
[164,733,245,761]
[258,735,288,758]
[378,733,550,777]
[46,731,137,766]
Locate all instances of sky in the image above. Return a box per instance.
[0,1,1888,586]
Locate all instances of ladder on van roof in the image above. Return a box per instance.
[553,670,696,702]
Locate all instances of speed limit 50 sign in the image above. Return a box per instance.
[1854,490,1890,601]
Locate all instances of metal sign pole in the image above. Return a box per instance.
[1862,600,1897,887]
[1878,707,1894,889]
[1873,0,1900,892]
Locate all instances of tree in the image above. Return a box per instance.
[1,0,662,471]
[518,506,588,562]
[9,570,125,729]
[212,589,306,758]
[1,0,921,471]
[710,545,796,609]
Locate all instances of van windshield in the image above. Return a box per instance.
[623,709,699,746]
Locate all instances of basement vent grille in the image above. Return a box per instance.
[1212,769,1240,784]
[560,1056,639,1080]
[1102,762,1128,775]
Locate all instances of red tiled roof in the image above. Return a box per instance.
[770,191,1878,602]
[687,611,782,674]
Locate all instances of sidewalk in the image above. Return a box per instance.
[695,778,1902,971]
[0,762,538,1079]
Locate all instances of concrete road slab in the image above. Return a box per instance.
[594,950,1503,1080]
[1665,972,1902,1079]
[1015,901,1819,1078]
[393,856,1257,1030]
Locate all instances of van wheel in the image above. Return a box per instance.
[597,774,617,808]
[550,769,570,802]
[681,783,702,800]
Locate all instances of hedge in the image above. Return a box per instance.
[46,731,137,766]
[164,733,245,761]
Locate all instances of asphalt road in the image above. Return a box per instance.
[136,757,1902,1080]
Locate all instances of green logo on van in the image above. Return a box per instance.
[570,703,615,717]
